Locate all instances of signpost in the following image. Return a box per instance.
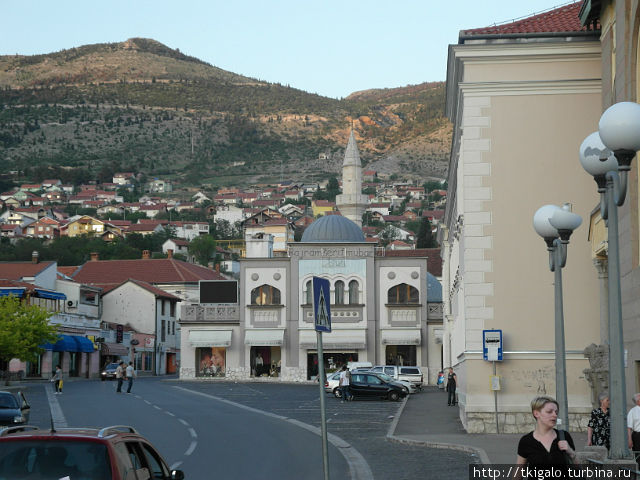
[483,329,503,433]
[313,276,331,480]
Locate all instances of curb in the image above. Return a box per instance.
[385,394,490,465]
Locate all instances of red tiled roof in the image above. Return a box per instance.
[57,266,79,278]
[0,261,56,280]
[461,1,588,36]
[72,258,225,288]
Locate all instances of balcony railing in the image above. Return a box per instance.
[180,304,240,323]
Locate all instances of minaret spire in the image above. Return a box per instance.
[336,128,368,227]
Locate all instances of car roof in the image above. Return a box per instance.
[0,425,143,441]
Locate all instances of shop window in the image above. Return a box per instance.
[251,284,281,305]
[334,280,345,305]
[387,283,419,304]
[349,280,359,304]
[196,347,226,377]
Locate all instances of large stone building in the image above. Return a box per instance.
[441,2,602,433]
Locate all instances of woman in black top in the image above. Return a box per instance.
[516,395,577,472]
[446,367,457,406]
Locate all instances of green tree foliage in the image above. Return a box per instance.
[313,176,340,202]
[0,296,58,371]
[416,218,438,248]
[188,235,216,266]
[378,225,401,247]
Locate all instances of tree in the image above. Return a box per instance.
[416,218,438,248]
[188,235,216,266]
[378,225,401,247]
[0,296,58,382]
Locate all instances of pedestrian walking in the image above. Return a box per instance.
[446,367,457,406]
[627,393,640,463]
[516,395,577,474]
[339,365,351,402]
[115,361,124,393]
[51,365,63,394]
[125,361,136,394]
[587,391,610,450]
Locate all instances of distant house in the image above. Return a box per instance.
[162,238,190,258]
[62,215,106,237]
[24,217,60,239]
[214,204,245,225]
[311,199,335,217]
[126,223,165,236]
[363,170,377,182]
[113,173,135,185]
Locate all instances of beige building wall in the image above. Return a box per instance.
[444,40,603,433]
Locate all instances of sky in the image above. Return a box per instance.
[3,1,578,99]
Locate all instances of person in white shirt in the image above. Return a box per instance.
[627,392,640,461]
[125,362,137,394]
[339,365,352,402]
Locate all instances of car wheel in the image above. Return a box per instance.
[333,388,342,398]
[388,391,400,402]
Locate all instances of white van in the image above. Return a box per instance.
[347,361,373,371]
[369,365,424,390]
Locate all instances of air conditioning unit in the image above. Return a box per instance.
[67,300,78,308]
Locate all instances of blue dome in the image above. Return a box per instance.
[301,215,366,243]
[427,272,442,303]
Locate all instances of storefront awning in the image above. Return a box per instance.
[188,330,232,347]
[0,288,25,297]
[42,334,95,353]
[101,342,129,356]
[244,329,284,346]
[381,329,421,345]
[34,289,67,300]
[299,329,366,350]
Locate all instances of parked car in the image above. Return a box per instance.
[351,368,416,393]
[347,361,372,371]
[349,372,409,401]
[0,391,29,427]
[368,365,424,390]
[101,362,120,381]
[324,371,343,398]
[0,424,185,479]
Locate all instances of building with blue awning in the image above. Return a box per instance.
[41,334,95,353]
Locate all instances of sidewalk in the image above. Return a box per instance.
[389,386,587,464]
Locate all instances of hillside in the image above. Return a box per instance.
[0,38,450,186]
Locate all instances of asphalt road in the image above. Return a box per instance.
[17,377,475,479]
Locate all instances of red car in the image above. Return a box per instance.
[0,424,185,479]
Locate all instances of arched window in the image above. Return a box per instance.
[251,284,281,305]
[334,280,345,305]
[305,280,312,304]
[387,283,419,304]
[348,280,359,304]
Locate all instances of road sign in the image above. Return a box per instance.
[483,329,503,361]
[313,276,332,333]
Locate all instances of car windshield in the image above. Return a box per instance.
[0,440,112,480]
[105,363,119,370]
[0,394,18,409]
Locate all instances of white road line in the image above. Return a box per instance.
[172,385,373,480]
[144,400,152,405]
[44,383,68,428]
[153,405,162,410]
[165,411,176,417]
[178,418,190,427]
[169,461,183,470]
[185,441,197,456]
[188,428,197,439]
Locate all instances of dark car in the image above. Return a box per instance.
[349,372,409,401]
[0,424,185,479]
[101,362,120,381]
[0,391,29,426]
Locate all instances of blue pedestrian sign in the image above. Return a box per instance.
[313,276,332,333]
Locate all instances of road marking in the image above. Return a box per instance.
[185,441,197,456]
[172,385,373,480]
[44,383,67,428]
[153,405,162,410]
[144,399,152,405]
[178,418,190,427]
[165,411,175,417]
[188,427,197,438]
[170,461,183,470]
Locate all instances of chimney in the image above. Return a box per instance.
[90,252,99,261]
[167,249,173,259]
[215,263,220,273]
[142,250,151,259]
[32,251,39,264]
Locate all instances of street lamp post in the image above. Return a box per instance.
[579,101,640,460]
[533,204,583,432]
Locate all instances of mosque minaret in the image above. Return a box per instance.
[336,130,369,227]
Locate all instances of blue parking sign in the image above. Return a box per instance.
[313,276,332,333]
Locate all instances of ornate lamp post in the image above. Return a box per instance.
[579,101,640,460]
[533,203,583,432]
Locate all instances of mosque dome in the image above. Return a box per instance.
[301,215,366,243]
